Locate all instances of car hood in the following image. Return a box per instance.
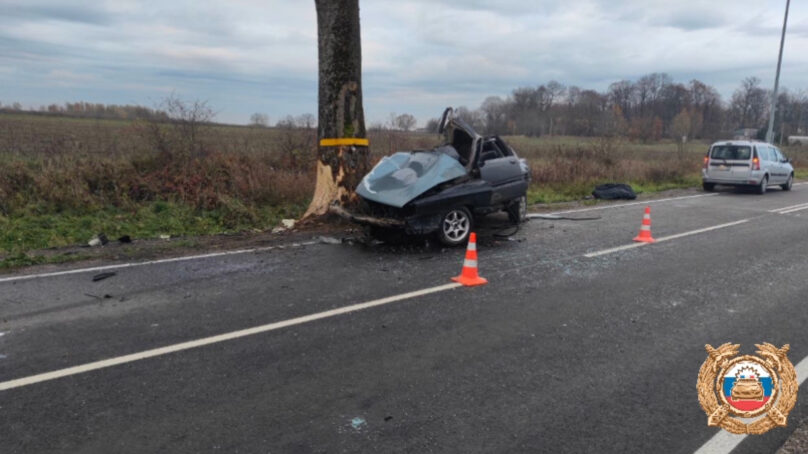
[356,147,467,208]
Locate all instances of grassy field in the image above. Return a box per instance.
[2,112,806,267]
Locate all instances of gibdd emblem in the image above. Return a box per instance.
[697,343,798,434]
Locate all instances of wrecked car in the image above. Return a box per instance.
[335,108,530,246]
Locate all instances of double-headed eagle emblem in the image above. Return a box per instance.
[697,343,798,434]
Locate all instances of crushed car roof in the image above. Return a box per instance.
[356,146,467,208]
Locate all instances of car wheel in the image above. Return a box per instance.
[702,182,715,192]
[782,173,793,191]
[437,207,473,246]
[508,196,528,224]
[757,176,768,195]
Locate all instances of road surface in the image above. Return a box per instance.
[2,185,808,453]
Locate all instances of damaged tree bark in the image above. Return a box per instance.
[304,0,370,218]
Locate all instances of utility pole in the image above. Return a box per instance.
[766,0,790,144]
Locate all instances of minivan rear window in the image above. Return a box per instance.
[711,146,751,160]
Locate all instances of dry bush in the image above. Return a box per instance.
[521,136,701,186]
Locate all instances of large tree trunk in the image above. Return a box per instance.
[304,0,370,218]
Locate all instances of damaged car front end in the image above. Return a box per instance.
[334,108,530,246]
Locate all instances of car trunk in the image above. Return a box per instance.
[707,145,752,180]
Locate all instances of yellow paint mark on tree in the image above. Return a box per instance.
[319,138,369,147]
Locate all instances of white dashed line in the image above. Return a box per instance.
[548,193,718,215]
[584,220,750,258]
[770,202,808,214]
[693,354,808,454]
[0,282,463,391]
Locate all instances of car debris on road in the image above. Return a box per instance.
[87,233,109,247]
[92,272,117,282]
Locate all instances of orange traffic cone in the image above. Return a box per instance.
[451,232,488,286]
[633,206,656,243]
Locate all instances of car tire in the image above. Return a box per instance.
[702,182,715,192]
[757,176,768,195]
[782,173,793,191]
[507,196,528,224]
[436,206,473,247]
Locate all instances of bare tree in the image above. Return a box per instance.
[305,0,370,218]
[730,77,769,130]
[138,94,215,161]
[297,113,316,129]
[424,117,440,133]
[250,113,269,127]
[480,96,508,134]
[277,115,316,170]
[395,113,417,132]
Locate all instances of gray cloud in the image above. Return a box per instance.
[0,0,805,125]
[4,3,114,25]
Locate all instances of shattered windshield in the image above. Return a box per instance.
[356,149,467,208]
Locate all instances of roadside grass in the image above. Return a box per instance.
[515,135,704,204]
[0,201,306,268]
[527,175,701,204]
[0,251,94,270]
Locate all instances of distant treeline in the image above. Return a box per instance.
[421,74,808,143]
[5,72,808,143]
[0,101,168,121]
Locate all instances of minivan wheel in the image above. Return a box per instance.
[782,173,793,191]
[437,206,472,246]
[508,195,528,224]
[702,182,715,192]
[757,176,768,195]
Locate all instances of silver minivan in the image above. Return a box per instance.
[702,140,794,194]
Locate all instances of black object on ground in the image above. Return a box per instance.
[118,235,132,244]
[92,272,117,282]
[592,183,637,200]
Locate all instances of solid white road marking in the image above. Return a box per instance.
[584,220,750,258]
[0,282,462,391]
[0,241,319,284]
[693,354,808,454]
[548,193,718,215]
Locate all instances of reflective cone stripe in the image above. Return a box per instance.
[451,232,488,287]
[633,206,655,243]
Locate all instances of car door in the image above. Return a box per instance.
[764,146,784,184]
[773,147,789,182]
[478,139,527,204]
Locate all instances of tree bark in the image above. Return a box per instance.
[304,0,370,218]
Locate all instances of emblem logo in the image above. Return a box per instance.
[697,343,798,434]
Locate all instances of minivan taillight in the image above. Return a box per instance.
[752,157,760,170]
[703,156,709,169]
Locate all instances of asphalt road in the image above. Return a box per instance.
[2,185,808,453]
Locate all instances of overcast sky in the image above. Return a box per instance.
[1,0,806,125]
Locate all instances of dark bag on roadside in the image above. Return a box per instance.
[592,183,637,200]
